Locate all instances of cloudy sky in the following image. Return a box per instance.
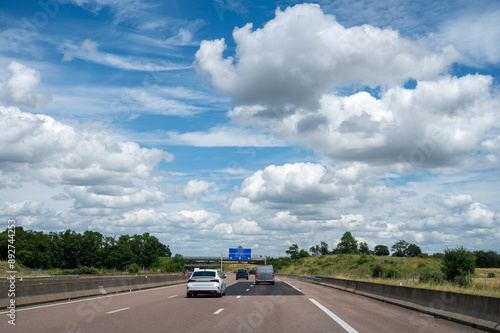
[1,0,500,257]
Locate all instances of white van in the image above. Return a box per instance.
[254,265,274,285]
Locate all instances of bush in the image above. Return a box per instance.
[76,266,99,274]
[385,268,398,279]
[419,271,444,285]
[160,254,186,272]
[356,254,368,265]
[442,246,475,287]
[128,263,141,273]
[371,264,385,278]
[61,266,99,275]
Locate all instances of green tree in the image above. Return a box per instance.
[336,232,358,254]
[442,246,475,286]
[309,241,329,256]
[80,231,104,267]
[359,242,370,255]
[115,235,135,269]
[374,245,390,256]
[102,236,118,269]
[298,249,310,258]
[286,244,299,258]
[319,241,329,255]
[474,250,500,268]
[59,230,83,269]
[309,244,320,256]
[286,244,309,259]
[406,243,422,257]
[141,233,170,268]
[391,240,409,257]
[161,254,185,272]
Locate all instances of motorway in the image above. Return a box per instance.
[0,274,484,332]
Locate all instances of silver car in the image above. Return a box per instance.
[255,265,275,285]
[187,269,226,297]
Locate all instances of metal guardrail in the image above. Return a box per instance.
[0,275,79,280]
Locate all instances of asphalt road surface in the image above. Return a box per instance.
[0,274,484,332]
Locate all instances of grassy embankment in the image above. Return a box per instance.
[223,255,500,298]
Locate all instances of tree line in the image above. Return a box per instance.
[0,227,171,270]
[286,231,500,268]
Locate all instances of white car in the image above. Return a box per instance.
[187,269,226,297]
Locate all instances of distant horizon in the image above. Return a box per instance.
[1,0,500,258]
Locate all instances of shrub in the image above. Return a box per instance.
[61,266,99,275]
[371,264,385,278]
[160,254,186,272]
[385,268,398,279]
[128,263,141,273]
[75,266,99,274]
[442,246,475,287]
[419,271,444,285]
[356,254,368,265]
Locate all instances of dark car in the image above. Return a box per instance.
[249,269,256,275]
[236,268,249,280]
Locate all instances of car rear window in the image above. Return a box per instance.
[258,266,273,272]
[192,271,216,277]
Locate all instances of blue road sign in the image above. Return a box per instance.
[229,248,251,260]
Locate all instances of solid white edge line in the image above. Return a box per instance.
[309,299,358,333]
[282,281,301,292]
[0,284,181,315]
[106,307,130,314]
[213,308,224,315]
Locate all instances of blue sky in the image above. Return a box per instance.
[1,0,500,257]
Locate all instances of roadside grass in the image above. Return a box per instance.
[362,268,500,298]
[271,255,500,298]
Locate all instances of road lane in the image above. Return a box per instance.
[0,273,485,332]
[277,276,483,333]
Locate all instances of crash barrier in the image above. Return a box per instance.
[0,273,188,307]
[302,275,499,333]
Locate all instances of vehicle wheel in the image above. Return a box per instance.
[187,293,192,298]
[255,281,258,285]
[271,281,275,285]
[218,291,222,297]
[236,277,238,280]
[246,277,248,280]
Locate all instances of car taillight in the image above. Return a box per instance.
[210,279,219,283]
[272,272,274,277]
[188,279,195,283]
[255,272,257,277]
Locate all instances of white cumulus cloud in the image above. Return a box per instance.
[0,61,51,110]
[196,3,459,108]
